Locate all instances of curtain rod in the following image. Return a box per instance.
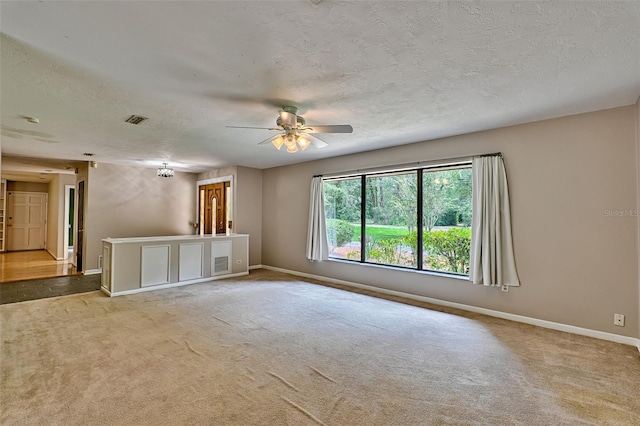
[313,152,502,178]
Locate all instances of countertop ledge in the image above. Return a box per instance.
[103,234,249,243]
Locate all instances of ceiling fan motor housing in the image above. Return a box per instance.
[276,111,305,129]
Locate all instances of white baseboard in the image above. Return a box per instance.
[83,269,102,275]
[46,248,65,261]
[248,264,263,270]
[106,272,249,297]
[261,265,640,351]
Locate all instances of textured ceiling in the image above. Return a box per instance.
[1,1,639,176]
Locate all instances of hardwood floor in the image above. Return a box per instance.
[0,250,78,283]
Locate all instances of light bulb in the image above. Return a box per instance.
[272,135,284,150]
[284,133,296,148]
[286,144,298,153]
[297,135,310,150]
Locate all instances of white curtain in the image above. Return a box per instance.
[306,177,329,262]
[469,155,520,287]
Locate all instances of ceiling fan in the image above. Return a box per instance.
[227,106,353,153]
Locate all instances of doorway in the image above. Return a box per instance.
[76,181,85,272]
[64,185,75,260]
[6,191,48,251]
[196,175,233,236]
[201,182,230,234]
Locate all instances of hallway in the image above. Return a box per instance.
[0,250,78,283]
[0,250,99,305]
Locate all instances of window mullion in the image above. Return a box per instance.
[360,175,366,263]
[417,169,423,270]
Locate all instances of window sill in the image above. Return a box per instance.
[326,257,469,281]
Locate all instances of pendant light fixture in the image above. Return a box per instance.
[157,163,174,178]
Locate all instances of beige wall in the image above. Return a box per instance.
[7,181,48,192]
[236,166,262,266]
[262,105,640,338]
[196,166,263,266]
[197,167,237,182]
[84,163,196,271]
[46,175,61,258]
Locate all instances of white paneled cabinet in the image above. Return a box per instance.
[101,234,248,296]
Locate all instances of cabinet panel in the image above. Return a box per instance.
[211,240,232,276]
[179,243,204,281]
[141,245,170,287]
[102,244,111,292]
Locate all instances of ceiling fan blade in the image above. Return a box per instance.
[279,111,297,127]
[302,124,353,134]
[257,134,283,145]
[226,126,281,130]
[308,134,329,149]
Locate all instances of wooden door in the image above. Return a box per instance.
[6,192,47,251]
[201,182,229,234]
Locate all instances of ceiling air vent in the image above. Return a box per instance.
[125,115,149,125]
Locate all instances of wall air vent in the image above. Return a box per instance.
[214,256,229,274]
[125,115,149,125]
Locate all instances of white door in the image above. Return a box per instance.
[6,192,47,251]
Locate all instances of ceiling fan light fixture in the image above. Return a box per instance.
[297,135,310,150]
[229,106,352,153]
[284,133,297,148]
[272,135,284,150]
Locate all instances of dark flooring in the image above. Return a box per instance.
[0,274,101,305]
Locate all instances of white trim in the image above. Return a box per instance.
[83,269,101,275]
[63,184,74,260]
[260,265,640,349]
[106,272,249,297]
[248,264,263,270]
[46,248,65,261]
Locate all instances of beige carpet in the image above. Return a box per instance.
[1,269,639,425]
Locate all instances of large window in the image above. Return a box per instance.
[324,164,472,275]
[422,168,472,274]
[365,171,417,268]
[324,177,361,260]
